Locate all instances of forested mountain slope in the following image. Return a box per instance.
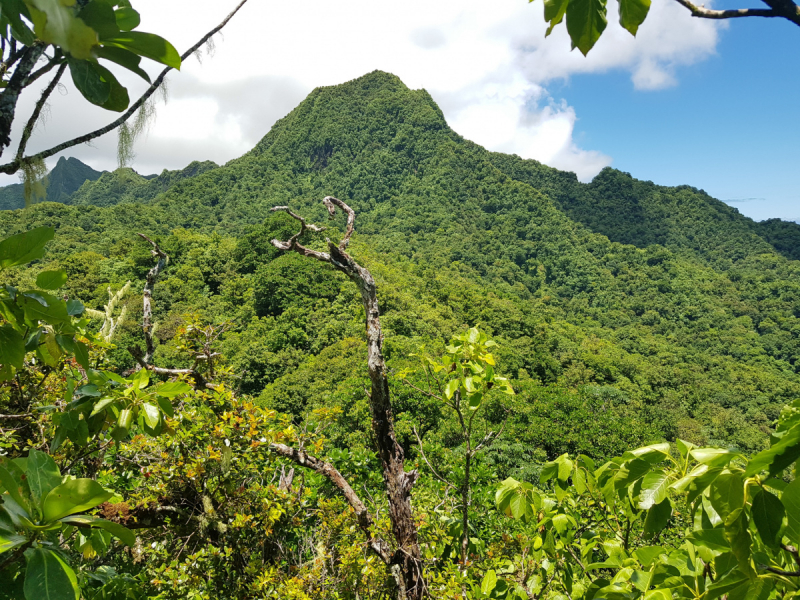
[1,70,798,453]
[0,156,103,209]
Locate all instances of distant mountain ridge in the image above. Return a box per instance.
[0,156,103,210]
[0,157,219,210]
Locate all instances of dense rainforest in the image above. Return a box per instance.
[1,71,799,600]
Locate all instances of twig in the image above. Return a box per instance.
[412,426,454,490]
[16,62,67,162]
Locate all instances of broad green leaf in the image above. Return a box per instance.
[727,577,772,600]
[0,463,30,514]
[677,438,695,458]
[543,0,568,36]
[114,6,139,30]
[95,45,150,82]
[131,367,149,389]
[618,0,650,35]
[540,459,559,483]
[25,450,62,510]
[751,488,784,549]
[686,528,729,552]
[481,570,497,595]
[65,299,84,316]
[552,513,571,535]
[642,497,671,537]
[633,546,665,567]
[629,442,670,462]
[27,0,98,60]
[613,458,650,489]
[67,57,110,105]
[0,531,27,553]
[141,403,160,428]
[0,227,54,269]
[690,448,740,467]
[783,477,800,545]
[59,515,135,546]
[23,547,79,600]
[35,269,67,290]
[0,325,25,369]
[566,0,607,56]
[22,293,70,324]
[42,479,113,522]
[745,422,800,477]
[709,472,744,522]
[2,0,36,44]
[557,454,574,481]
[73,341,90,370]
[103,31,181,69]
[706,567,748,600]
[156,395,174,418]
[723,511,752,574]
[444,378,459,400]
[672,464,723,503]
[93,62,129,111]
[90,397,115,417]
[77,0,119,39]
[638,471,668,509]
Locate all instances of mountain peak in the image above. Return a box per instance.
[248,71,448,163]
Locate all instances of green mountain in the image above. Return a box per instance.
[0,156,103,209]
[1,70,798,453]
[0,157,219,210]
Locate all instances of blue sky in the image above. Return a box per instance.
[554,14,800,222]
[6,0,797,223]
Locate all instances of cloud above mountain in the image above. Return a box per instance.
[1,0,720,184]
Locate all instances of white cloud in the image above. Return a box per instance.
[0,0,721,187]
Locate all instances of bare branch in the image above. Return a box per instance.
[136,233,167,366]
[270,196,424,599]
[128,346,216,391]
[22,52,63,87]
[672,0,800,24]
[0,43,46,155]
[16,62,67,162]
[269,442,391,563]
[412,426,454,490]
[0,0,251,175]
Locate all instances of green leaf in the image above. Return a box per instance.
[77,0,119,39]
[92,62,130,111]
[643,497,671,537]
[67,57,110,105]
[2,0,36,44]
[156,395,174,418]
[23,547,79,600]
[745,423,800,477]
[73,341,90,370]
[59,515,135,546]
[543,0,568,36]
[22,292,70,325]
[444,378,459,400]
[42,479,113,522]
[566,0,607,56]
[35,270,67,290]
[0,227,54,269]
[724,511,752,575]
[690,447,740,467]
[141,403,160,428]
[27,0,98,59]
[114,6,139,30]
[0,463,31,514]
[633,546,665,567]
[783,477,800,546]
[0,531,27,553]
[90,397,115,417]
[638,471,668,509]
[618,0,650,35]
[102,31,181,69]
[613,457,650,490]
[25,450,62,510]
[0,325,25,370]
[709,472,744,523]
[751,488,784,549]
[65,299,84,317]
[94,45,150,82]
[686,528,730,552]
[481,570,497,595]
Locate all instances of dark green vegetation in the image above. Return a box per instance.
[1,71,800,600]
[3,71,799,452]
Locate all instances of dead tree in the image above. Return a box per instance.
[127,234,215,391]
[268,197,424,600]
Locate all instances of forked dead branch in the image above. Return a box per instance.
[268,197,424,600]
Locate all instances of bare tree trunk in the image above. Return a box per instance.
[270,197,424,600]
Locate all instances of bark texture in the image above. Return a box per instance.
[270,197,424,600]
